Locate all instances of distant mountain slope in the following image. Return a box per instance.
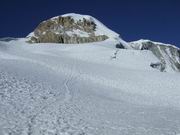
[130,40,180,72]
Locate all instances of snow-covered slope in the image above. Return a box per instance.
[0,39,180,135]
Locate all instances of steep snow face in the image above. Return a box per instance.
[27,13,122,44]
[0,40,180,135]
[130,39,180,72]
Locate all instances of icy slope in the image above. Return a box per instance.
[0,40,180,135]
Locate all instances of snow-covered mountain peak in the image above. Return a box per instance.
[27,13,120,44]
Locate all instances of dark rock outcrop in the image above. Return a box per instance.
[150,62,166,72]
[116,43,125,49]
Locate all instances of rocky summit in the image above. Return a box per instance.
[27,13,119,44]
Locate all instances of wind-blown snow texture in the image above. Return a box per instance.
[0,38,180,135]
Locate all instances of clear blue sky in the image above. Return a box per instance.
[0,0,180,47]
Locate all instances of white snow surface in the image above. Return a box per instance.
[0,39,180,135]
[66,29,90,38]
